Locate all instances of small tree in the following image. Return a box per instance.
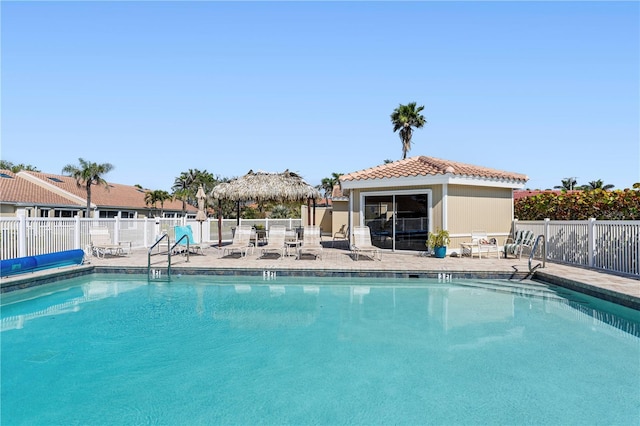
[0,160,40,172]
[583,179,615,191]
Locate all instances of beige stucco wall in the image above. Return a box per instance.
[447,185,513,248]
[300,205,331,232]
[342,183,514,251]
[331,200,349,239]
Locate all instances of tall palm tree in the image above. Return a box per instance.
[145,190,172,216]
[390,102,426,159]
[317,172,342,199]
[554,177,578,191]
[61,158,114,217]
[172,169,198,215]
[155,190,172,216]
[172,169,218,215]
[584,179,615,191]
[144,191,160,216]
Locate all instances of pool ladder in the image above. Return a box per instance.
[147,234,172,282]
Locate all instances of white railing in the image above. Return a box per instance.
[515,219,640,277]
[3,215,636,277]
[0,216,302,260]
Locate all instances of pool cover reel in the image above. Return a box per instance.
[1,249,85,277]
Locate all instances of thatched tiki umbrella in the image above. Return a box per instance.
[211,170,321,247]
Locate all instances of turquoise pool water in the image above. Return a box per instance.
[1,274,639,425]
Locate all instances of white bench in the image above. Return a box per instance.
[459,231,500,259]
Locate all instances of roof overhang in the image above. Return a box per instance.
[11,202,84,209]
[340,174,527,190]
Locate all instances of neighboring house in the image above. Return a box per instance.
[0,169,197,218]
[336,156,528,253]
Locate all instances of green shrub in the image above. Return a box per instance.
[515,185,640,220]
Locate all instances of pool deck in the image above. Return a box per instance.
[2,243,639,309]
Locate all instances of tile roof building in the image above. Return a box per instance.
[0,170,197,218]
[335,156,528,255]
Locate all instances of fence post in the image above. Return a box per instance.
[18,214,26,258]
[74,215,81,250]
[588,217,596,268]
[143,217,149,248]
[114,216,121,245]
[544,218,550,261]
[155,217,161,241]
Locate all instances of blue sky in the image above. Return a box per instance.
[2,1,639,192]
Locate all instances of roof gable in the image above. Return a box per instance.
[340,156,528,189]
[2,170,197,212]
[0,169,83,207]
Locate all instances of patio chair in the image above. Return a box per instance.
[221,225,254,258]
[89,227,130,258]
[351,226,382,261]
[332,224,349,248]
[504,229,536,259]
[259,225,287,259]
[459,231,499,259]
[297,226,323,260]
[173,225,205,255]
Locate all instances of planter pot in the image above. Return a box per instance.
[433,246,447,258]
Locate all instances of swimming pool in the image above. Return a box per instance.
[2,274,639,425]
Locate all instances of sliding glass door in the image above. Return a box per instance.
[363,192,429,251]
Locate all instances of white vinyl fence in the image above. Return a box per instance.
[2,216,636,277]
[0,216,302,260]
[514,219,640,277]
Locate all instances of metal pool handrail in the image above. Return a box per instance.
[148,233,172,281]
[529,234,546,273]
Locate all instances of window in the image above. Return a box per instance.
[54,209,77,218]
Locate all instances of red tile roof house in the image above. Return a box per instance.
[0,170,197,218]
[335,156,528,255]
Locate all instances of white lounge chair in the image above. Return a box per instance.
[221,225,254,258]
[351,226,381,261]
[259,225,287,259]
[89,227,130,258]
[297,226,323,260]
[174,225,205,255]
[504,229,536,259]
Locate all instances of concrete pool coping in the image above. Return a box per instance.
[2,244,639,310]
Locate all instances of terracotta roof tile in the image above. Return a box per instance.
[340,156,528,183]
[1,170,197,212]
[0,169,82,206]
